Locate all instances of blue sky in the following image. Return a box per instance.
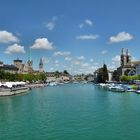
[0,0,140,74]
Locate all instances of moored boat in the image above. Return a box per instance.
[0,82,29,96]
[136,90,140,94]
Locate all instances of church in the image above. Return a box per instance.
[13,57,44,74]
[116,48,140,77]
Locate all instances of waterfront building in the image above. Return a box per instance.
[85,74,94,82]
[114,48,140,80]
[94,67,112,83]
[108,70,113,81]
[0,61,18,74]
[13,58,24,73]
[27,60,33,73]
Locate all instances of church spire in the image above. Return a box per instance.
[39,58,44,73]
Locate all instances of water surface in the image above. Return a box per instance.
[0,83,140,140]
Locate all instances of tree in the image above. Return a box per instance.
[39,73,47,82]
[102,64,108,83]
[120,75,129,82]
[54,71,60,78]
[63,70,69,75]
[97,73,103,83]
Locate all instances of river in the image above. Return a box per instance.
[0,83,140,140]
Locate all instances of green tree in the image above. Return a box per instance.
[102,64,108,83]
[120,75,128,82]
[54,71,60,78]
[63,70,69,75]
[39,73,47,82]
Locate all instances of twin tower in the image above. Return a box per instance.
[121,48,131,67]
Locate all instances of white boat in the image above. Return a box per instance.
[136,90,140,94]
[49,82,57,86]
[127,89,136,92]
[0,82,29,96]
[108,85,125,92]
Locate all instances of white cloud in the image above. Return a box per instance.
[54,51,71,56]
[90,58,94,62]
[0,30,19,44]
[65,57,72,61]
[46,16,57,30]
[42,57,50,64]
[109,32,133,43]
[101,50,108,55]
[85,19,93,26]
[108,64,116,70]
[55,60,59,64]
[55,63,60,67]
[79,19,93,28]
[76,34,99,40]
[30,38,54,50]
[94,62,99,66]
[81,63,90,67]
[74,61,80,65]
[4,43,25,54]
[46,22,55,30]
[112,55,120,62]
[79,23,84,28]
[77,56,85,60]
[50,67,54,71]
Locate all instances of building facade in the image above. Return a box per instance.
[0,61,18,74]
[39,58,44,73]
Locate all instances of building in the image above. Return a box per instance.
[85,74,94,82]
[94,67,113,83]
[0,61,18,74]
[116,48,140,77]
[136,64,140,75]
[27,59,33,73]
[108,70,113,81]
[39,58,44,73]
[13,58,24,73]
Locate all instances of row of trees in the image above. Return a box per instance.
[53,70,69,78]
[120,75,140,82]
[0,70,46,83]
[0,70,70,83]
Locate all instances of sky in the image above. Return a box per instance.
[0,0,140,74]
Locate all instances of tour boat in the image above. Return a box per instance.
[0,82,29,96]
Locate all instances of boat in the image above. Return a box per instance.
[0,82,29,96]
[49,82,57,86]
[127,89,136,92]
[136,90,140,94]
[108,84,125,92]
[82,81,88,84]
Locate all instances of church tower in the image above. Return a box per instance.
[121,48,131,67]
[39,58,44,73]
[126,49,131,64]
[121,48,127,66]
[27,48,33,73]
